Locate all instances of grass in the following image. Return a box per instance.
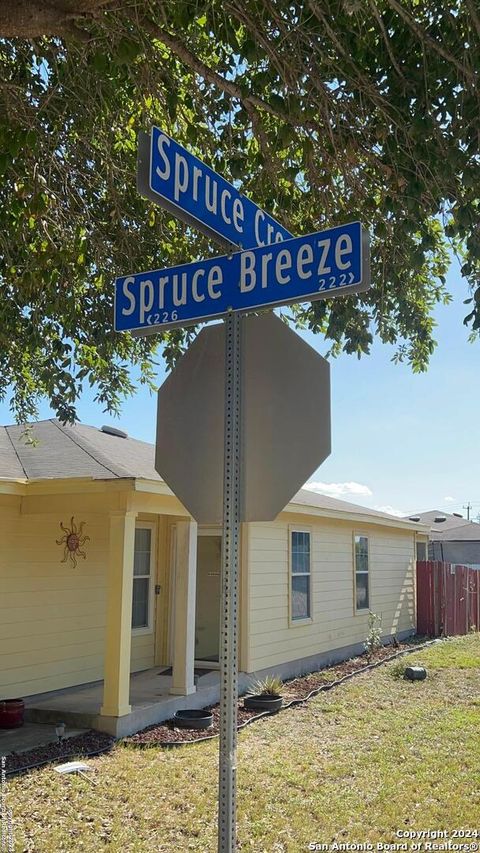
[7,635,480,851]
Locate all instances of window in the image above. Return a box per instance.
[354,534,369,611]
[290,530,311,621]
[132,527,153,630]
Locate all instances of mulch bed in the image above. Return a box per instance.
[3,637,427,770]
[124,637,426,747]
[282,640,420,700]
[3,730,115,776]
[124,704,261,746]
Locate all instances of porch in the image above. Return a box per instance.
[1,485,232,741]
[24,666,222,738]
[96,512,216,737]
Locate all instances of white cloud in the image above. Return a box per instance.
[444,496,455,503]
[304,481,373,499]
[374,504,406,518]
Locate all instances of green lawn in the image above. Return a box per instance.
[7,635,480,851]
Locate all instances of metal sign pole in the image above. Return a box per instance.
[218,310,242,852]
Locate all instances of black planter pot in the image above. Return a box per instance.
[404,665,427,681]
[243,694,283,712]
[173,709,213,730]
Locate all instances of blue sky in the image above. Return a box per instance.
[0,255,478,521]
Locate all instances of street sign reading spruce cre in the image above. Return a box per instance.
[137,127,293,250]
[114,221,369,335]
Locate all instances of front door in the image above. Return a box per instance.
[195,533,221,664]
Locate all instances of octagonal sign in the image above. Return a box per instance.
[155,312,330,523]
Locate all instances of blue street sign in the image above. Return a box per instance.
[115,221,369,335]
[143,126,293,250]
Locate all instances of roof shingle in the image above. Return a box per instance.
[1,419,159,482]
[404,509,480,542]
[0,419,424,528]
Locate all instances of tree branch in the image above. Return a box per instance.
[141,18,291,125]
[384,0,477,84]
[367,0,406,83]
[466,0,480,40]
[0,0,109,39]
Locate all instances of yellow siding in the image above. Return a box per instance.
[129,514,159,674]
[0,503,109,698]
[0,481,420,698]
[246,517,415,672]
[130,632,155,672]
[0,497,164,700]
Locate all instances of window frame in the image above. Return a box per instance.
[288,525,313,626]
[353,531,370,614]
[132,521,156,635]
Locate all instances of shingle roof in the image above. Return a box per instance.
[435,524,480,542]
[404,509,480,541]
[0,419,160,482]
[0,419,423,528]
[292,488,412,523]
[0,426,26,479]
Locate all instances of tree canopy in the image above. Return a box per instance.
[1,0,479,422]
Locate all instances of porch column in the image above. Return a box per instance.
[100,510,137,718]
[170,519,198,696]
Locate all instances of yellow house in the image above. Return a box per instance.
[0,419,429,737]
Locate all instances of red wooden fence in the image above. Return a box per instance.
[416,560,480,637]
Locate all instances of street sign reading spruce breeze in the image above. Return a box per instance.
[114,221,369,334]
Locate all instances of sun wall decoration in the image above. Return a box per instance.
[56,517,90,568]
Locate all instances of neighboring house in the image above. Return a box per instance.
[405,510,480,567]
[0,420,429,736]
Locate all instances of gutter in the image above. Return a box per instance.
[281,504,431,534]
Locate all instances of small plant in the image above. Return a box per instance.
[247,674,283,696]
[364,610,383,658]
[389,659,408,680]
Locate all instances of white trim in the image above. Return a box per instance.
[132,521,156,634]
[280,503,430,533]
[288,525,313,626]
[167,524,177,664]
[353,530,370,614]
[194,660,221,670]
[198,525,223,537]
[169,519,198,695]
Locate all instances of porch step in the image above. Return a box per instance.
[94,682,224,737]
[24,707,97,729]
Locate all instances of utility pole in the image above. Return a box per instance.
[463,502,472,521]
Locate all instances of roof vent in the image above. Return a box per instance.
[434,515,447,523]
[453,512,463,518]
[409,516,420,522]
[101,425,128,439]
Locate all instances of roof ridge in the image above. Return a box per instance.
[4,425,28,477]
[295,488,414,522]
[51,420,131,479]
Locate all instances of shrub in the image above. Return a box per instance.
[247,675,283,696]
[364,610,383,658]
[389,659,408,679]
